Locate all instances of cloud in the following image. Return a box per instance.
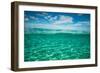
[70,21,90,32]
[42,12,48,15]
[73,21,90,27]
[37,12,48,17]
[24,17,29,21]
[36,12,58,22]
[36,13,56,22]
[77,14,83,16]
[24,12,90,33]
[32,24,65,30]
[77,21,90,25]
[53,15,73,25]
[35,13,73,24]
[45,15,73,24]
[30,16,38,20]
[30,16,36,20]
[30,20,90,33]
[49,16,58,22]
[25,16,38,21]
[44,15,51,20]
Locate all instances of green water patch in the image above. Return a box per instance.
[24,33,90,61]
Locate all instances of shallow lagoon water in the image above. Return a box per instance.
[24,33,90,61]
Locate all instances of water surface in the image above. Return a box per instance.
[24,33,90,61]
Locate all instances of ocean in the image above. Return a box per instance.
[24,33,90,61]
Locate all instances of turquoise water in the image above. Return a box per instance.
[24,33,90,61]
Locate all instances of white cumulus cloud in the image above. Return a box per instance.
[24,17,29,21]
[53,15,73,25]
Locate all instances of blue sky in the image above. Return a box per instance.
[24,11,90,33]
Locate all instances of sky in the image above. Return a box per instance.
[24,11,90,33]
